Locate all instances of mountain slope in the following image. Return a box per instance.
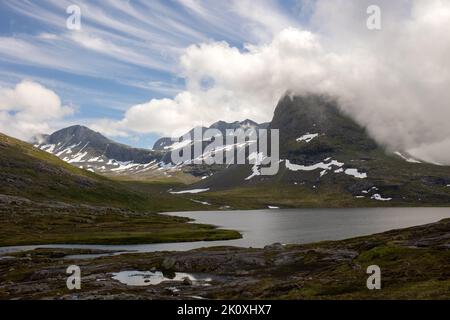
[2,132,155,208]
[180,94,450,207]
[33,125,164,176]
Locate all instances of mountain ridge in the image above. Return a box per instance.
[153,119,269,151]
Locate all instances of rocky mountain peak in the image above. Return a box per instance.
[44,125,110,146]
[270,93,379,160]
[33,125,162,175]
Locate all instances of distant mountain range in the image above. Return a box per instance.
[30,94,450,206]
[32,119,268,179]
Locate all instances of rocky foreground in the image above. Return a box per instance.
[1,218,449,300]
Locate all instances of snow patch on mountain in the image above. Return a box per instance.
[394,151,421,164]
[371,194,392,201]
[40,144,56,153]
[67,151,88,163]
[110,160,156,172]
[285,159,344,172]
[362,187,379,194]
[344,168,367,179]
[283,159,368,180]
[170,188,210,194]
[245,152,267,180]
[296,133,319,143]
[190,199,211,205]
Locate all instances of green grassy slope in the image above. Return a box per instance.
[0,133,196,211]
[0,133,241,245]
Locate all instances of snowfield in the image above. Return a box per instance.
[394,151,421,164]
[283,159,368,180]
[296,133,319,143]
[285,159,344,172]
[371,194,392,201]
[170,188,210,194]
[344,168,367,179]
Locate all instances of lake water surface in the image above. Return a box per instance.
[1,208,449,257]
[165,207,450,247]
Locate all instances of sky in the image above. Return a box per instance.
[0,0,450,164]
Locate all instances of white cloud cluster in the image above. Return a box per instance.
[94,28,327,137]
[98,0,450,164]
[0,81,73,140]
